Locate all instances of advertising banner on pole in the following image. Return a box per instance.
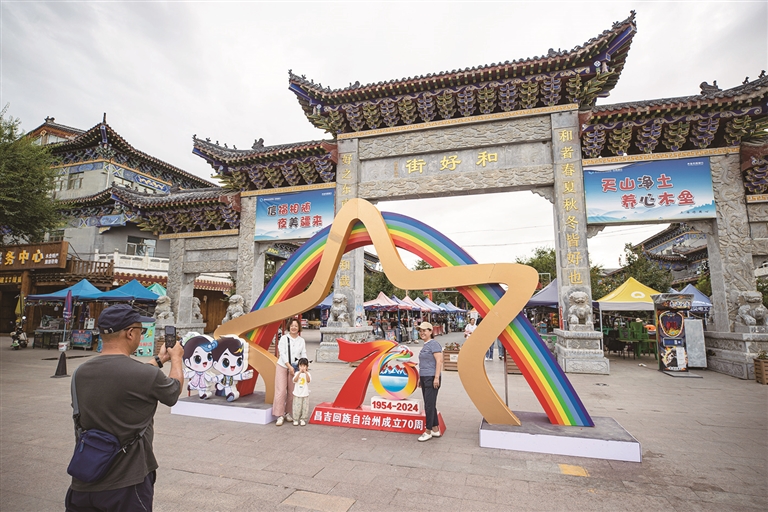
[254,188,335,241]
[584,157,716,225]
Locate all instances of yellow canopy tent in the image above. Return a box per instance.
[597,277,660,312]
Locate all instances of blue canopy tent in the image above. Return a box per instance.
[147,283,167,296]
[99,279,160,303]
[422,297,445,312]
[526,279,559,308]
[27,279,112,302]
[679,284,713,313]
[317,293,334,310]
[444,301,466,312]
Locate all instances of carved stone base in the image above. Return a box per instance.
[317,326,372,363]
[734,324,768,334]
[554,329,609,375]
[704,331,768,380]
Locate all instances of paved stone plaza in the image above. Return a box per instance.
[1,331,766,511]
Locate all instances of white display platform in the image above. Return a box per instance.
[479,412,642,462]
[171,391,275,425]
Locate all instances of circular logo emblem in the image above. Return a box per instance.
[631,291,646,299]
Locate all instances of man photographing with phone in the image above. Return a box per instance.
[65,304,183,512]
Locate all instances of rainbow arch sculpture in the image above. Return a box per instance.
[215,199,593,427]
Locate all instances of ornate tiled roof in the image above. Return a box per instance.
[587,73,768,121]
[110,185,228,209]
[289,13,637,134]
[28,117,85,140]
[580,72,768,159]
[51,121,214,189]
[192,136,337,192]
[108,186,240,235]
[192,136,333,165]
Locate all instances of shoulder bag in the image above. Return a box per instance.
[66,367,147,483]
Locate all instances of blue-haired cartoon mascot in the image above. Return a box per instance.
[182,333,218,399]
[211,335,254,402]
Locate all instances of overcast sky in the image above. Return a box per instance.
[2,1,766,270]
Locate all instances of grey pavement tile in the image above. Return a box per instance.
[526,482,675,510]
[621,480,701,501]
[312,466,378,486]
[282,490,356,512]
[222,480,295,502]
[329,481,398,505]
[388,488,473,510]
[665,495,765,512]
[0,489,61,512]
[279,474,339,494]
[404,466,467,486]
[465,472,529,492]
[691,489,768,509]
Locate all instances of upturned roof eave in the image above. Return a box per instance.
[289,12,637,104]
[50,123,215,188]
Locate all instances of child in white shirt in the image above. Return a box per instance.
[291,358,311,426]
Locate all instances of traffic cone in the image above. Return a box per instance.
[51,352,69,378]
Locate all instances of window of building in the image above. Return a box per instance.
[47,229,65,242]
[126,236,156,257]
[67,174,83,190]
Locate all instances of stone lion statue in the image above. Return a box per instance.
[736,291,768,326]
[328,294,351,327]
[191,297,204,322]
[222,295,246,324]
[567,291,594,330]
[154,295,174,321]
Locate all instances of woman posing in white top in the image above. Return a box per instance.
[273,318,307,426]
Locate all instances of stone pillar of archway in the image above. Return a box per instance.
[551,110,608,374]
[235,195,267,310]
[336,139,365,326]
[698,153,768,379]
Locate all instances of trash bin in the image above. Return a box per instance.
[395,326,402,344]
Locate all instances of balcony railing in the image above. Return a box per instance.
[32,259,114,286]
[94,250,169,272]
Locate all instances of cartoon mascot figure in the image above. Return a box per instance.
[211,335,254,402]
[182,333,217,399]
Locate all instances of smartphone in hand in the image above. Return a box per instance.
[165,326,177,349]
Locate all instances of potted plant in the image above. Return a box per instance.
[755,349,768,385]
[443,341,461,371]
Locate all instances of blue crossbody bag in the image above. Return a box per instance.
[66,367,147,483]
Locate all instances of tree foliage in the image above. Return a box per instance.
[516,247,608,299]
[0,109,61,243]
[364,270,407,302]
[515,247,556,284]
[603,243,673,295]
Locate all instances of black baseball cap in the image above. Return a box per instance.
[99,304,154,334]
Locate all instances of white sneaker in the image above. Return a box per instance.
[285,414,294,422]
[300,420,306,426]
[431,429,441,438]
[418,431,433,442]
[275,416,284,426]
[293,420,299,426]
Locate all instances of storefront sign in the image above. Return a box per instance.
[1,242,68,270]
[0,274,23,284]
[71,330,93,349]
[133,322,156,357]
[254,188,335,241]
[584,157,716,224]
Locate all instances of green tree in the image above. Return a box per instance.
[756,278,768,308]
[515,247,556,284]
[0,108,61,243]
[610,243,673,294]
[364,270,406,302]
[695,274,712,297]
